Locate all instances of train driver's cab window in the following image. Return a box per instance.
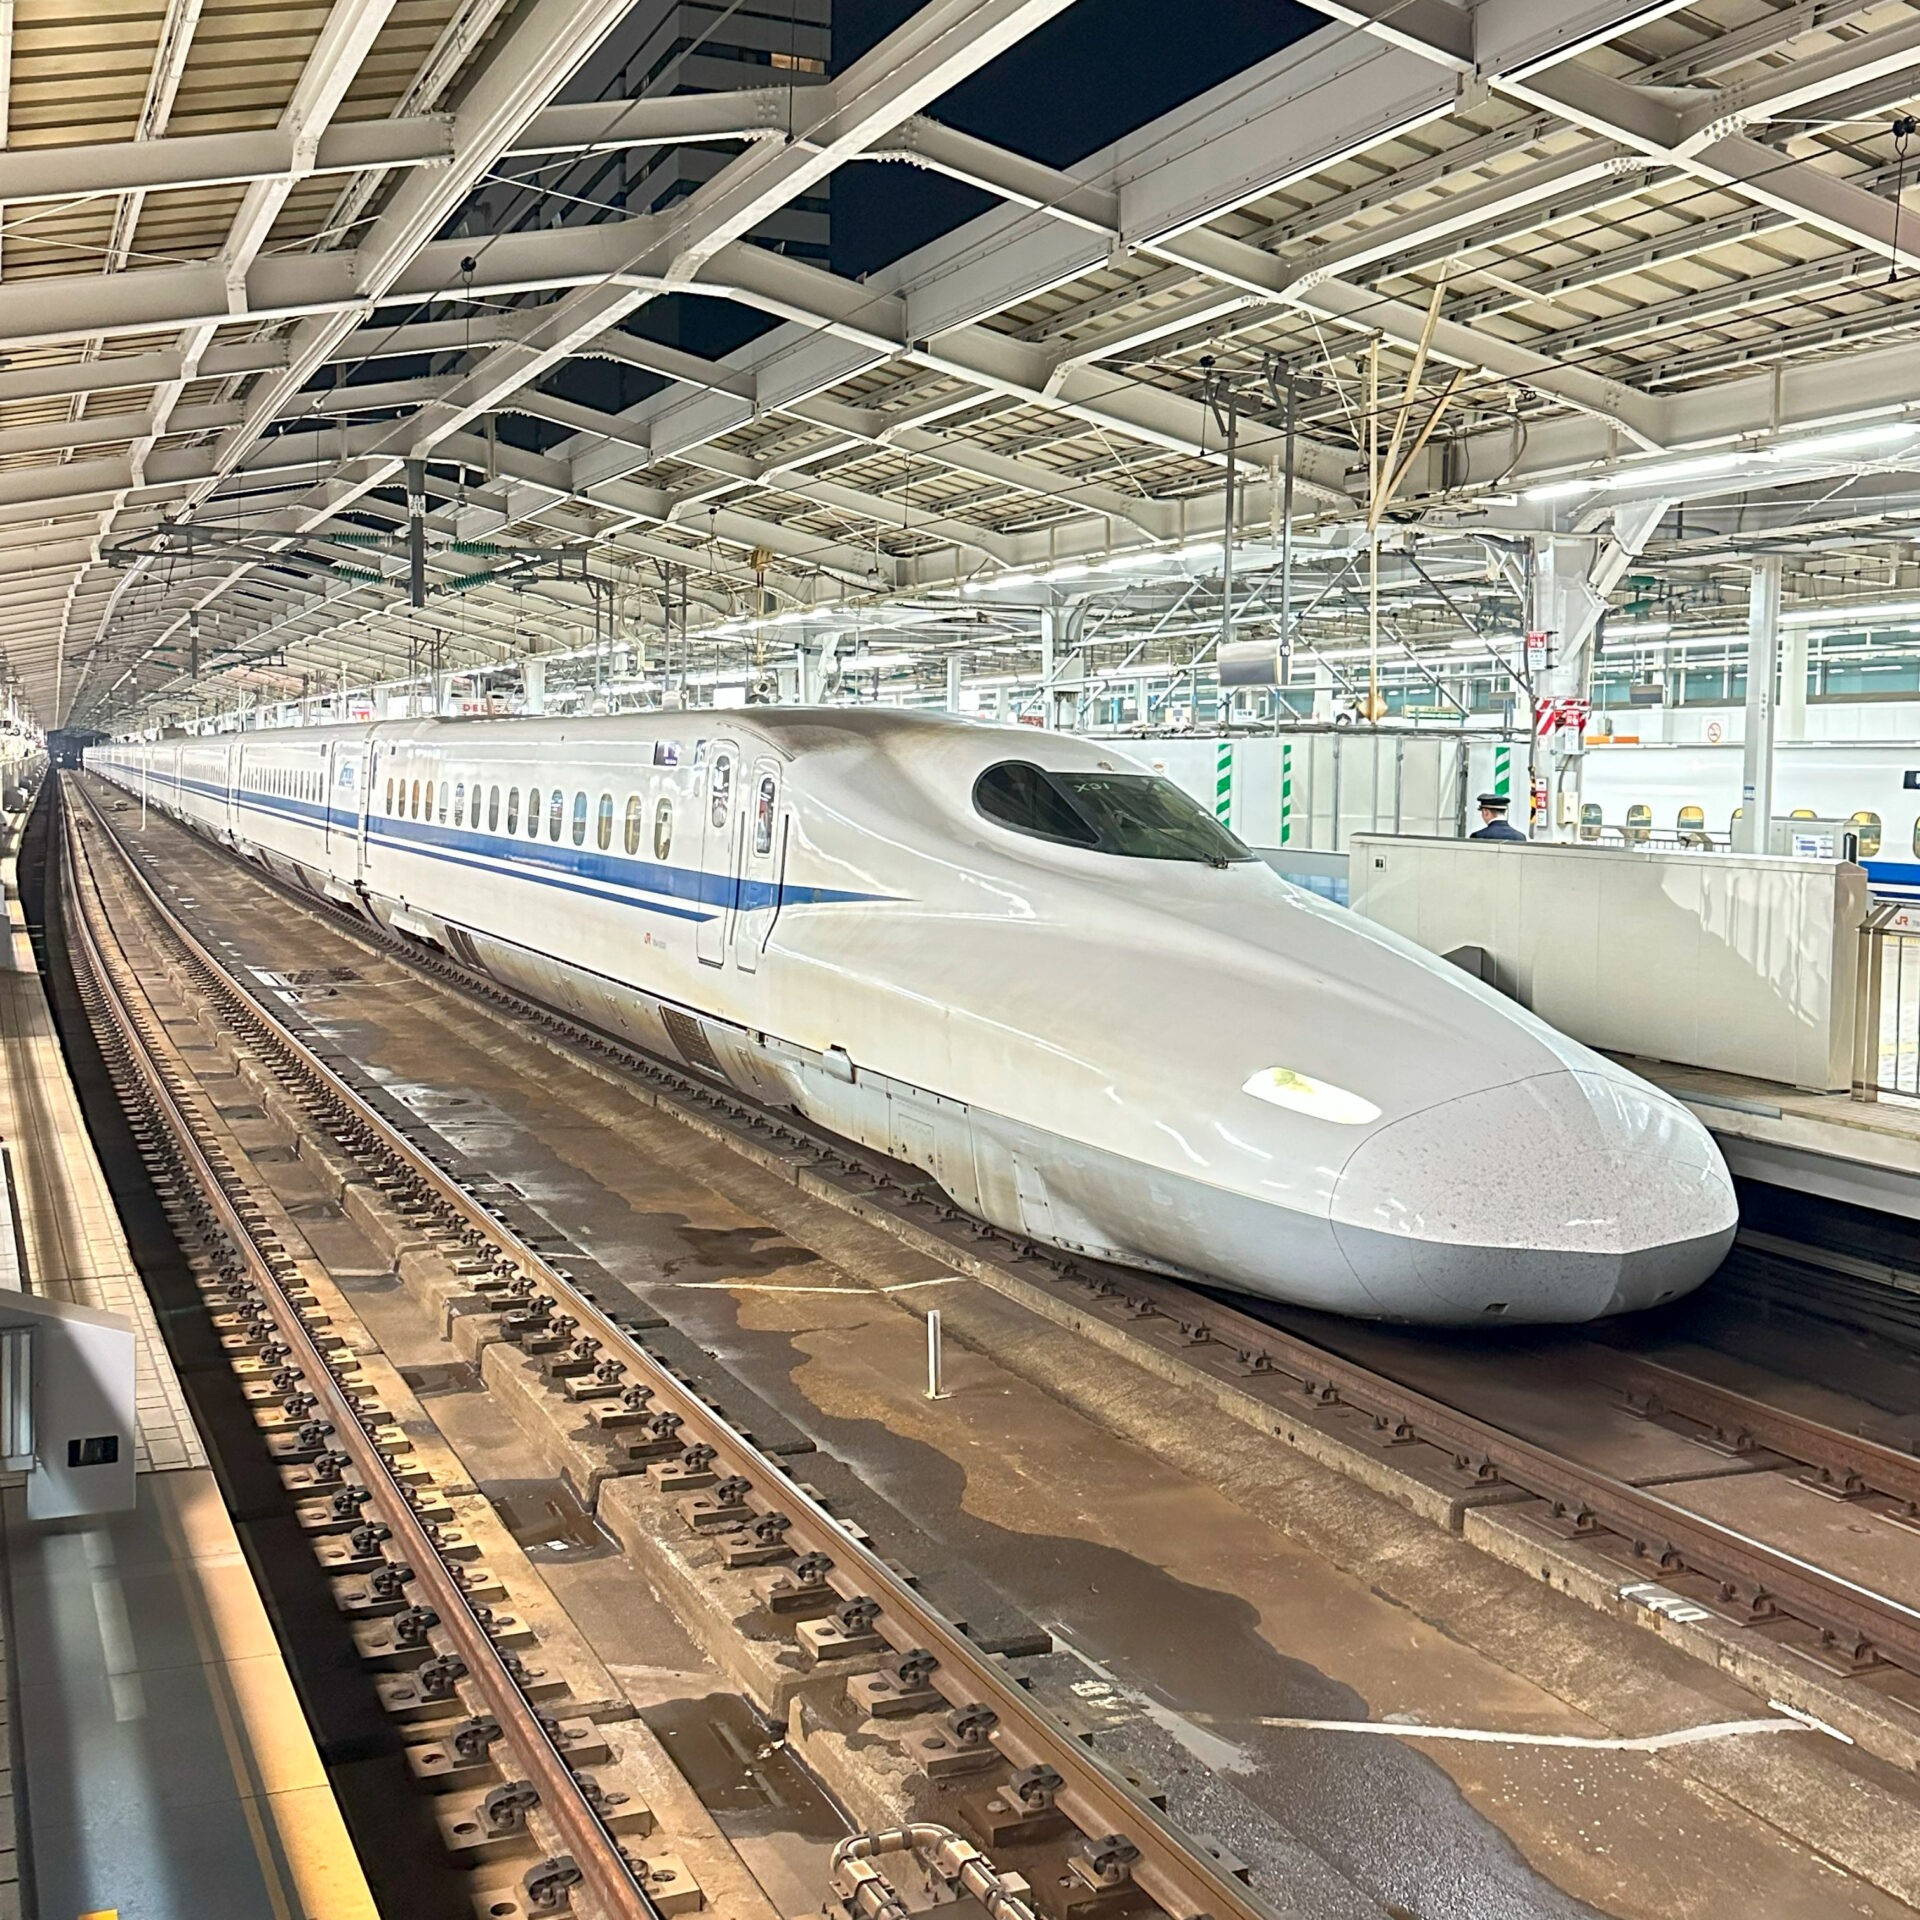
[710,757,732,829]
[624,795,644,856]
[754,774,777,855]
[655,799,673,860]
[973,762,1252,864]
[506,787,520,835]
[1624,803,1652,843]
[572,791,588,847]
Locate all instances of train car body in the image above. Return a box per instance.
[89,712,1736,1325]
[1582,738,1920,892]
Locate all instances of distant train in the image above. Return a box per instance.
[1581,739,1920,888]
[88,712,1736,1324]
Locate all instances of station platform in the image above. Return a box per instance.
[0,801,377,1920]
[1614,1049,1920,1227]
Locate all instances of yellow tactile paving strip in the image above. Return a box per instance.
[0,832,200,1473]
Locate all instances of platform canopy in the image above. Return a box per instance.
[11,0,1920,729]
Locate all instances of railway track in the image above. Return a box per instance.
[63,787,1283,1920]
[74,778,1920,1724]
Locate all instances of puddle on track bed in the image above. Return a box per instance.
[480,1476,617,1562]
[401,1361,485,1398]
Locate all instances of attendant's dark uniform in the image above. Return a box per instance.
[1470,793,1527,842]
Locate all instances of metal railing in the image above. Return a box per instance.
[1853,903,1920,1099]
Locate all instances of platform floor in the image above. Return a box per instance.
[0,804,375,1920]
[1,829,198,1473]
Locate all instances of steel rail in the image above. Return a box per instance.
[1105,1266,1920,1670]
[60,800,660,1920]
[71,782,1280,1920]
[79,778,1920,1679]
[1582,1350,1920,1508]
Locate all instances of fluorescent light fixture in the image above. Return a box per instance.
[1525,421,1920,503]
[1783,596,1920,628]
[1242,1067,1379,1126]
[1776,421,1919,460]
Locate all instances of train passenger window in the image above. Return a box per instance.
[754,774,776,855]
[1579,802,1602,841]
[437,783,449,825]
[487,786,500,832]
[385,777,394,815]
[1852,810,1883,857]
[454,782,466,826]
[655,799,673,860]
[506,787,520,835]
[596,793,613,851]
[411,779,421,819]
[424,780,434,820]
[526,789,540,837]
[1624,803,1652,844]
[548,790,564,841]
[1913,816,1920,859]
[624,795,643,856]
[1677,804,1705,833]
[572,791,589,847]
[709,758,732,829]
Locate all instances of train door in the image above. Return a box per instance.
[732,758,782,974]
[328,740,367,872]
[696,739,741,967]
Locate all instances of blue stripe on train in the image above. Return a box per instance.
[107,765,895,921]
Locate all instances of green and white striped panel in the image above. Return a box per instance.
[1214,740,1233,824]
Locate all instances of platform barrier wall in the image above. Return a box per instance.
[1349,836,1867,1092]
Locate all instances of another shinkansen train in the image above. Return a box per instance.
[88,712,1736,1324]
[1581,738,1920,890]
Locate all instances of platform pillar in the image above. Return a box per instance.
[1779,615,1808,742]
[1735,555,1782,854]
[523,656,545,715]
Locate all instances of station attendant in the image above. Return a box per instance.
[1470,793,1527,841]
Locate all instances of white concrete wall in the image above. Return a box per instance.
[1350,836,1866,1092]
[1131,733,1478,850]
[0,1290,137,1518]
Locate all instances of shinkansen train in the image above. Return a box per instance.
[1581,738,1920,889]
[88,713,1736,1324]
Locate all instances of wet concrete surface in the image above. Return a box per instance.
[99,803,1920,1920]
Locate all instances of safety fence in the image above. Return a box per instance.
[1854,904,1920,1099]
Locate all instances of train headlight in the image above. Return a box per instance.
[1241,1067,1379,1126]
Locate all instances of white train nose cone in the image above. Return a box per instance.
[1328,1069,1736,1323]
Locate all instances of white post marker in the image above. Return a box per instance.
[925,1309,950,1400]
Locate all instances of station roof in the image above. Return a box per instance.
[13,0,1920,728]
